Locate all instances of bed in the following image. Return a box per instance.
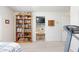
[0,42,22,52]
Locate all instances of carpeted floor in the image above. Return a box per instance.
[19,41,65,52]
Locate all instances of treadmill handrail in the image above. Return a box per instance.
[73,34,79,40]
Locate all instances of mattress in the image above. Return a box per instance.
[0,42,22,52]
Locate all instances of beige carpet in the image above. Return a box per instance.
[19,41,65,52]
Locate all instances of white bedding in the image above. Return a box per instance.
[0,42,22,52]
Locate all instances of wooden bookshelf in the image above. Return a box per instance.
[16,12,32,42]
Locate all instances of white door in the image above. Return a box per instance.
[61,15,70,41]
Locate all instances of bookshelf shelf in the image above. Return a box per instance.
[16,12,32,42]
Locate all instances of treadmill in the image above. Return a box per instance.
[64,25,79,52]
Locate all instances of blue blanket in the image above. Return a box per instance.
[0,42,22,52]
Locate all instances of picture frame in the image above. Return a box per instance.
[48,20,55,26]
[5,20,9,24]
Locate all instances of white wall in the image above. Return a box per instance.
[70,6,79,51]
[70,7,79,25]
[0,16,2,41]
[32,11,70,42]
[0,7,15,42]
[0,7,70,42]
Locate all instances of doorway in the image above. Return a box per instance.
[36,16,45,41]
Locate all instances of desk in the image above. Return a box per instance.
[36,33,45,40]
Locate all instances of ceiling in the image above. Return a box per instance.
[9,6,70,12]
